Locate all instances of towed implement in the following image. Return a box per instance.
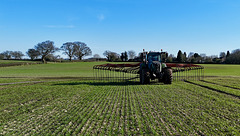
[93,50,204,84]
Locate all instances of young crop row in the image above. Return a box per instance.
[1,80,239,135]
[148,84,239,135]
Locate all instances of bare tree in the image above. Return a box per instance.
[46,54,60,62]
[128,50,136,60]
[11,51,24,59]
[35,40,59,63]
[2,51,12,59]
[26,49,40,60]
[188,52,194,58]
[0,53,4,60]
[103,50,111,61]
[103,50,119,62]
[93,54,101,58]
[103,50,110,58]
[73,42,92,60]
[200,53,206,58]
[219,52,226,59]
[61,42,77,61]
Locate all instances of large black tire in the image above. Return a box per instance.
[140,68,150,84]
[158,77,162,83]
[145,71,150,84]
[140,68,144,84]
[163,68,172,84]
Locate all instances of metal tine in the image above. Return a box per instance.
[195,67,197,81]
[197,67,199,80]
[123,68,125,81]
[108,68,109,82]
[93,63,204,83]
[102,68,104,81]
[178,65,179,81]
[97,68,99,81]
[104,68,106,81]
[196,67,198,80]
[185,67,187,81]
[103,67,105,81]
[177,65,179,81]
[102,68,104,82]
[106,67,108,81]
[96,68,98,81]
[100,68,102,81]
[194,67,196,81]
[111,68,113,82]
[103,68,105,81]
[99,68,100,81]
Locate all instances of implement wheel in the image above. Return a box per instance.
[163,68,172,84]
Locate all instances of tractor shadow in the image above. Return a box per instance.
[53,80,164,86]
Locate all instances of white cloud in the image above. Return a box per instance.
[97,14,105,21]
[44,25,75,28]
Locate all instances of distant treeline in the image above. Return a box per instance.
[0,40,239,64]
[171,49,240,64]
[100,49,240,64]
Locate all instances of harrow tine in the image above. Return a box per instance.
[93,62,204,83]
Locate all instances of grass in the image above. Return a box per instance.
[202,64,240,77]
[0,60,39,64]
[0,61,138,78]
[0,61,239,135]
[0,81,239,135]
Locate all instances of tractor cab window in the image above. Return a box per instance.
[148,54,161,62]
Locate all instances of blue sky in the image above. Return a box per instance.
[0,0,240,58]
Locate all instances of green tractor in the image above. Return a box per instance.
[140,51,172,84]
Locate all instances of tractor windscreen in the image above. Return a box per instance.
[147,53,161,62]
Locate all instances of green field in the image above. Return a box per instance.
[0,61,239,135]
[0,60,40,64]
[0,60,30,64]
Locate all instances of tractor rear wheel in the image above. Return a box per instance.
[163,68,172,84]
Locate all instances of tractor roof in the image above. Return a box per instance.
[148,52,161,55]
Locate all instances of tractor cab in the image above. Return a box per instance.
[142,51,168,63]
[146,51,168,71]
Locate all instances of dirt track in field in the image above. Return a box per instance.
[184,80,240,99]
[201,80,240,90]
[0,77,96,86]
[0,81,46,85]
